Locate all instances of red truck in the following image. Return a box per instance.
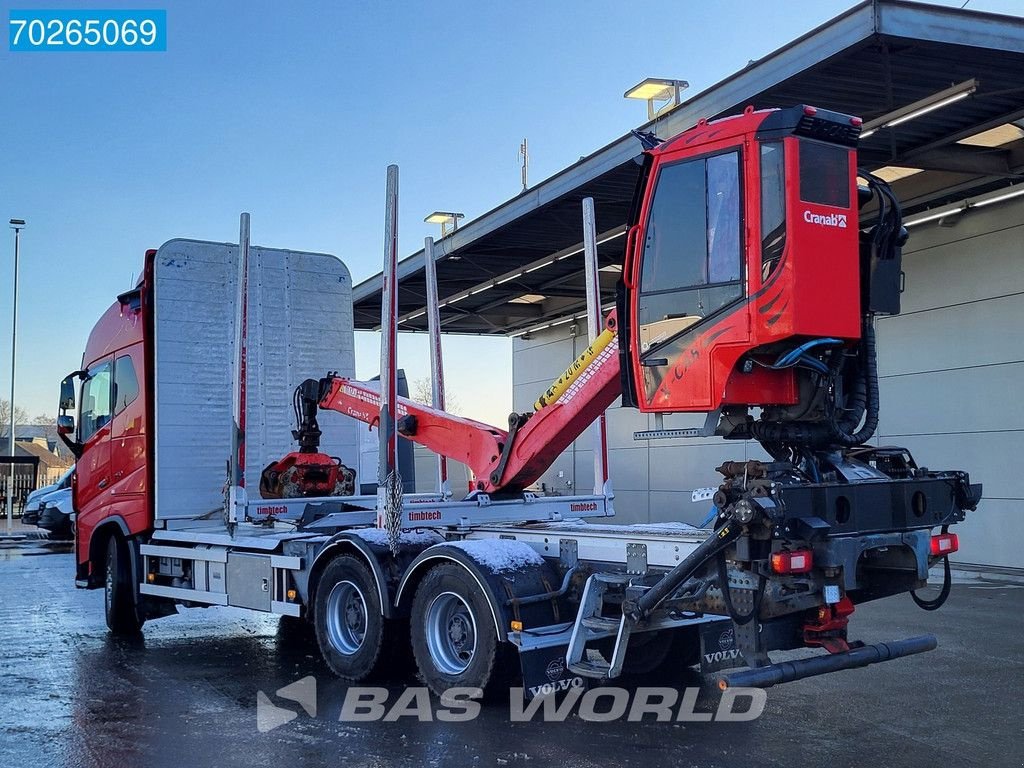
[58,105,979,697]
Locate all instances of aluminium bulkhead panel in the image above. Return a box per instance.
[153,239,357,522]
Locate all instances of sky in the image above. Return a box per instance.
[0,0,1020,425]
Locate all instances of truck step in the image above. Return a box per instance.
[568,658,612,678]
[581,615,622,633]
[592,573,634,585]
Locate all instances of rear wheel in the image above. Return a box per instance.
[597,626,701,678]
[314,555,397,681]
[104,534,144,634]
[410,564,511,697]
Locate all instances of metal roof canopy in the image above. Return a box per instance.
[352,0,1024,336]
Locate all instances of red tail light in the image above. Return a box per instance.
[803,105,818,116]
[930,533,959,556]
[771,549,814,574]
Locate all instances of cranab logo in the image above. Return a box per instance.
[804,210,848,228]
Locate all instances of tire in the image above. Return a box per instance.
[104,534,144,634]
[313,555,397,682]
[410,563,512,698]
[597,626,701,678]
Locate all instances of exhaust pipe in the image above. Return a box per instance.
[717,634,937,690]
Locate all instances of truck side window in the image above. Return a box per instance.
[760,142,786,281]
[637,149,743,354]
[80,362,113,443]
[114,355,139,414]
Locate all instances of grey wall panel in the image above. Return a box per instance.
[954,498,1019,569]
[514,335,577,388]
[606,447,649,492]
[897,201,1024,314]
[605,407,643,451]
[649,491,713,526]
[880,431,1017,504]
[608,490,649,525]
[649,443,739,493]
[877,293,1024,376]
[878,363,1024,436]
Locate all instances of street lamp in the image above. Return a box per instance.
[624,77,689,121]
[6,218,24,534]
[424,211,464,238]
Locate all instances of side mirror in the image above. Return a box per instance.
[57,415,75,436]
[59,376,77,411]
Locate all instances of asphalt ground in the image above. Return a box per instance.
[1,538,1021,768]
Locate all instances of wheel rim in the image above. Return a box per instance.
[325,580,367,655]
[425,591,477,675]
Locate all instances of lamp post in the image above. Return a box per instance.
[624,77,689,121]
[6,219,24,534]
[424,211,464,238]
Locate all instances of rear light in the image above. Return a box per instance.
[850,116,863,126]
[803,105,818,116]
[771,549,814,574]
[930,533,959,556]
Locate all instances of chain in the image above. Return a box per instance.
[383,469,404,556]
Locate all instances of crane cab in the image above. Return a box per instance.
[620,105,864,414]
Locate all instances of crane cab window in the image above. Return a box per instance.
[760,142,787,281]
[799,140,850,208]
[80,361,112,443]
[638,150,743,353]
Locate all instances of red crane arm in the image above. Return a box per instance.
[318,314,622,494]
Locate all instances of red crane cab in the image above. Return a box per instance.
[620,104,864,413]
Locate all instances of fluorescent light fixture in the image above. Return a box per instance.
[600,264,623,273]
[407,310,426,320]
[886,91,973,127]
[905,206,966,227]
[872,166,924,183]
[958,123,1024,148]
[972,186,1024,208]
[904,184,1024,228]
[860,79,977,139]
[496,272,525,285]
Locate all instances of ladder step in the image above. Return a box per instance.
[581,615,621,633]
[568,659,611,679]
[593,573,633,585]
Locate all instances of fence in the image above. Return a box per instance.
[0,456,41,516]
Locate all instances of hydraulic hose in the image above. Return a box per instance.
[625,522,741,622]
[911,525,953,611]
[828,319,879,447]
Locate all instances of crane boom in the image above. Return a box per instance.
[315,312,621,494]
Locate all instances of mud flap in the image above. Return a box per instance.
[699,619,745,674]
[518,641,588,700]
